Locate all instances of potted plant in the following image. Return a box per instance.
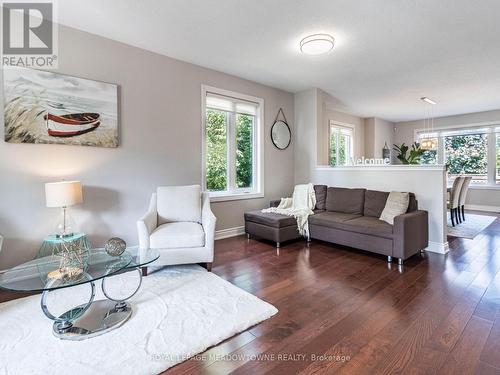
[393,142,424,165]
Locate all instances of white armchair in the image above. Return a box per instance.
[137,185,216,275]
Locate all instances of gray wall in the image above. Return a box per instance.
[294,89,320,184]
[394,109,500,209]
[0,26,295,268]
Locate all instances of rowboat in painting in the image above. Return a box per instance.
[44,113,100,137]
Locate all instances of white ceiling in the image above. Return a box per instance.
[57,0,500,122]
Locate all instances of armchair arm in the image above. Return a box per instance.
[393,210,429,260]
[137,193,157,250]
[201,193,216,258]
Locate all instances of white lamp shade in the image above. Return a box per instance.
[45,181,83,208]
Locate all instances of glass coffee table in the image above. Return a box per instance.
[0,246,159,340]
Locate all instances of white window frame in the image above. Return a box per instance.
[329,121,355,166]
[414,121,500,188]
[201,85,264,202]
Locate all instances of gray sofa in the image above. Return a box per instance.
[244,185,429,264]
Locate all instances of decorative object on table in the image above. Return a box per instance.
[36,233,91,282]
[419,97,438,151]
[104,237,126,256]
[382,141,391,163]
[45,180,83,238]
[3,66,118,147]
[393,142,424,165]
[271,108,291,150]
[0,265,277,373]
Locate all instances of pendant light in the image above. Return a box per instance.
[419,97,437,151]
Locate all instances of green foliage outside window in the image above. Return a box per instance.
[420,150,437,165]
[445,134,487,176]
[329,132,348,166]
[206,110,254,191]
[236,114,253,188]
[206,110,227,191]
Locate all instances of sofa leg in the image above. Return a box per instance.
[205,262,213,272]
[141,267,148,277]
[387,256,392,263]
[246,233,250,239]
[276,242,280,248]
[398,258,404,266]
[461,205,465,221]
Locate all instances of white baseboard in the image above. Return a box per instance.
[215,226,245,240]
[465,204,500,213]
[425,241,449,254]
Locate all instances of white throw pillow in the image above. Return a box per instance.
[157,185,201,224]
[380,191,409,225]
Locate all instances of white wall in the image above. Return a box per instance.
[0,25,295,268]
[394,109,500,210]
[312,166,448,253]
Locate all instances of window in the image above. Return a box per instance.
[416,125,500,186]
[497,132,500,184]
[445,132,488,184]
[202,86,263,200]
[329,122,354,166]
[417,134,438,165]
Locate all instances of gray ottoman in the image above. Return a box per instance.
[244,209,300,248]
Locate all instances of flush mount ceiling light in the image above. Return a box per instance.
[300,34,335,55]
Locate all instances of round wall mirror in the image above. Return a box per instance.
[271,120,291,150]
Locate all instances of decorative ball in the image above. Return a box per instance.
[105,237,126,256]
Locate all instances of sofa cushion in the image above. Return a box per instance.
[364,190,390,217]
[325,187,366,215]
[157,185,201,225]
[309,213,393,239]
[314,185,328,210]
[150,222,205,249]
[309,212,362,227]
[244,210,297,228]
[380,192,410,225]
[344,216,394,239]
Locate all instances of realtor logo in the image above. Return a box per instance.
[2,1,58,68]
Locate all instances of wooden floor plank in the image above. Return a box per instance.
[1,211,499,375]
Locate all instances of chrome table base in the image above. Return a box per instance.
[43,267,142,340]
[53,300,132,340]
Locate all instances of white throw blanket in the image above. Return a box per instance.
[262,183,316,237]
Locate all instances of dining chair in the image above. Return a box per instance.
[448,176,464,227]
[458,176,472,222]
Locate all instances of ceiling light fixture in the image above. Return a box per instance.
[421,97,437,105]
[420,97,438,151]
[300,34,335,55]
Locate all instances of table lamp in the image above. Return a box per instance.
[45,181,83,238]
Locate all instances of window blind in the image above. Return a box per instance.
[206,92,258,116]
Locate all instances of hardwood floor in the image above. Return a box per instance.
[167,212,500,375]
[1,212,499,374]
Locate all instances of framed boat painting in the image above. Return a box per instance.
[3,66,118,148]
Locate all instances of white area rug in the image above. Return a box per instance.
[447,213,496,239]
[0,265,278,375]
